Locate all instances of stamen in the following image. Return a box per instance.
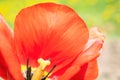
[25,59,33,80]
[31,58,50,80]
[41,65,56,80]
[27,58,29,68]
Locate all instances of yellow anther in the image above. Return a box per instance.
[31,58,50,80]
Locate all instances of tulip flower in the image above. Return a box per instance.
[0,3,105,80]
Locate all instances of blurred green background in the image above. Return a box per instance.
[0,0,120,80]
[0,0,120,37]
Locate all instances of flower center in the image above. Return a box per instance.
[21,58,55,80]
[32,58,50,80]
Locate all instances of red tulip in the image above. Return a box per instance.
[0,3,105,80]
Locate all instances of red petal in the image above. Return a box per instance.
[0,15,24,80]
[56,40,102,80]
[73,40,102,66]
[71,59,98,80]
[0,58,7,79]
[57,65,80,80]
[70,27,105,67]
[52,27,105,79]
[0,15,13,43]
[14,3,89,68]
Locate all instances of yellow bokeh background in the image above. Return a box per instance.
[0,0,120,37]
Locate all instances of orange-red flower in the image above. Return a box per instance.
[0,3,105,80]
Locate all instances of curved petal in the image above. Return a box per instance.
[14,2,89,70]
[71,27,105,68]
[56,27,105,79]
[0,15,13,43]
[0,15,24,80]
[73,40,103,66]
[71,59,98,80]
[57,40,103,80]
[89,27,105,41]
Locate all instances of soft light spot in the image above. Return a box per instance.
[0,77,4,80]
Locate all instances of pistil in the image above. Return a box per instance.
[31,58,50,80]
